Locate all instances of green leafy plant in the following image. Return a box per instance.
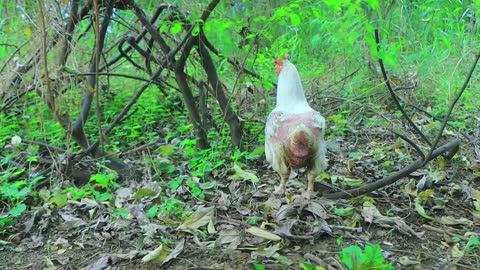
[0,157,45,227]
[62,187,87,201]
[465,235,479,254]
[336,236,344,246]
[113,208,130,219]
[90,172,119,190]
[186,178,205,199]
[340,244,394,270]
[327,112,350,136]
[252,262,266,270]
[245,216,263,225]
[87,184,113,202]
[48,192,68,208]
[9,203,26,217]
[168,177,183,190]
[334,207,355,217]
[299,261,325,270]
[160,197,185,217]
[0,217,14,234]
[86,171,120,201]
[147,204,159,218]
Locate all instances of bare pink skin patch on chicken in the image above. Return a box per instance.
[269,113,321,142]
[286,131,315,168]
[267,112,321,168]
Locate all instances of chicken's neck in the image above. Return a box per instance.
[275,70,311,113]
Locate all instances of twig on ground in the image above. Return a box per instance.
[324,139,460,199]
[330,225,363,233]
[422,224,469,241]
[313,66,361,97]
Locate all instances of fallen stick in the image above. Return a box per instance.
[323,139,460,199]
[422,224,469,242]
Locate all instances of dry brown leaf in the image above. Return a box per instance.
[142,244,169,263]
[274,219,298,238]
[263,196,282,211]
[399,256,419,266]
[276,204,297,221]
[216,190,231,210]
[161,239,185,266]
[304,201,328,219]
[177,206,214,232]
[58,212,87,229]
[437,216,473,226]
[230,164,259,182]
[362,202,423,238]
[216,229,243,248]
[251,243,282,258]
[82,255,122,270]
[245,226,282,241]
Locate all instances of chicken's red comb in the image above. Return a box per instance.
[274,54,289,75]
[274,54,289,64]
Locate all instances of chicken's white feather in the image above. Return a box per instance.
[274,60,312,113]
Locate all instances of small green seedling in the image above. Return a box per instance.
[340,244,394,270]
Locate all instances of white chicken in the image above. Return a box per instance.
[265,55,327,199]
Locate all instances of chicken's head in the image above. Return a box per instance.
[274,54,289,75]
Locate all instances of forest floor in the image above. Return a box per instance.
[1,101,480,270]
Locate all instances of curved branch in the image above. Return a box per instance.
[132,5,171,55]
[84,17,197,154]
[100,4,174,72]
[409,103,473,144]
[374,29,431,147]
[118,36,147,71]
[58,0,80,66]
[391,130,425,160]
[323,139,460,199]
[423,52,480,164]
[0,40,29,75]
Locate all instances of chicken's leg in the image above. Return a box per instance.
[273,172,288,195]
[303,172,316,199]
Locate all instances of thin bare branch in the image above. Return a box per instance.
[391,130,425,160]
[423,52,480,164]
[202,37,263,80]
[37,0,59,119]
[198,41,242,147]
[374,29,431,147]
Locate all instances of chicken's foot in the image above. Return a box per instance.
[273,174,288,195]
